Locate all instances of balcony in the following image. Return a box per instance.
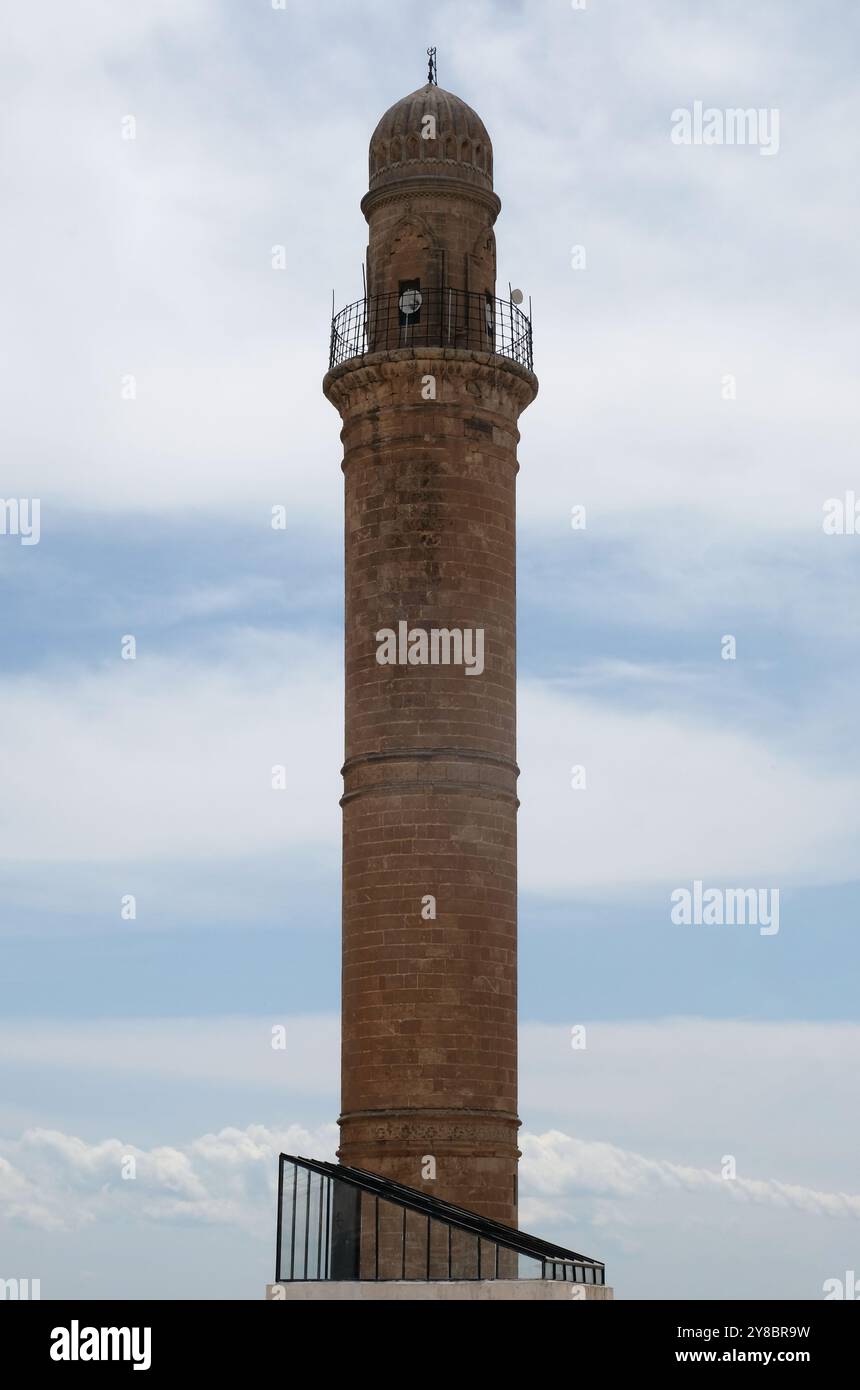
[275,1153,605,1286]
[328,287,534,373]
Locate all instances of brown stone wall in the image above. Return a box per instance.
[362,184,500,300]
[324,347,536,1227]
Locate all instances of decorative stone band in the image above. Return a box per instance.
[341,747,519,808]
[337,1111,523,1226]
[338,1107,521,1157]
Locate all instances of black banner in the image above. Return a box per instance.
[5,1298,856,1375]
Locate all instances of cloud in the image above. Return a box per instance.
[520,1018,860,1189]
[2,1117,857,1245]
[2,632,858,896]
[3,0,858,542]
[0,1015,339,1091]
[518,678,860,891]
[0,631,341,866]
[0,1122,338,1234]
[4,1014,858,1193]
[3,1013,858,1295]
[520,1130,860,1223]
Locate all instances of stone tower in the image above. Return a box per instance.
[323,76,537,1228]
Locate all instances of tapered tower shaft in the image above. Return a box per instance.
[323,81,537,1226]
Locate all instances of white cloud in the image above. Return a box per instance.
[520,1130,860,1222]
[3,1013,858,1295]
[519,678,860,891]
[2,632,857,892]
[1,1014,339,1091]
[2,0,857,543]
[4,1013,857,1193]
[0,1122,338,1234]
[0,632,341,865]
[2,1116,856,1248]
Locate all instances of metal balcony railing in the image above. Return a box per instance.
[328,287,534,372]
[275,1154,606,1285]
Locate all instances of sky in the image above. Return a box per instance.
[1,0,859,1300]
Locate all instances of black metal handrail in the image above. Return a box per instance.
[328,287,534,372]
[275,1153,605,1284]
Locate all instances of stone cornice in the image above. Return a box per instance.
[323,347,538,417]
[361,176,501,223]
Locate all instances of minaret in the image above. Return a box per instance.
[323,64,537,1228]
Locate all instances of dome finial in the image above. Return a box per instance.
[427,46,437,85]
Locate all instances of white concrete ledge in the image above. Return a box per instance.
[266,1281,613,1301]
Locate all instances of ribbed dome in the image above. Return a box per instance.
[369,83,493,192]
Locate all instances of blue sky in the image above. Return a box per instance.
[1,0,859,1300]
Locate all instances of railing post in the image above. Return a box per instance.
[323,1176,331,1278]
[374,1196,379,1281]
[275,1156,284,1283]
[303,1168,311,1278]
[289,1162,297,1279]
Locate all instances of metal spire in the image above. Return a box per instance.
[427,47,437,85]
